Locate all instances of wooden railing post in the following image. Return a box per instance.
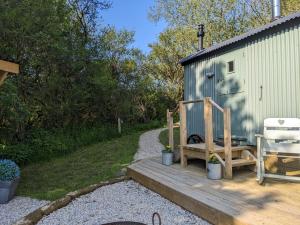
[224,107,232,179]
[118,118,122,134]
[167,109,174,150]
[204,97,214,172]
[179,101,187,167]
[0,71,8,87]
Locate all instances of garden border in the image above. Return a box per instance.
[13,176,129,225]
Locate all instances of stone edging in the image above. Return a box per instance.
[14,176,129,225]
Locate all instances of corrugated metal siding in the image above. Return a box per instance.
[184,53,224,139]
[184,23,300,145]
[244,23,300,144]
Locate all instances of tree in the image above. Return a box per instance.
[147,0,268,104]
[146,27,197,101]
[149,0,273,47]
[282,0,300,15]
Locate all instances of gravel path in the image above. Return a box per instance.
[0,197,49,225]
[134,128,166,161]
[38,180,209,225]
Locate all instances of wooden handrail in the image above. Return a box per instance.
[182,99,204,105]
[175,97,233,179]
[169,105,179,116]
[204,97,232,179]
[167,109,174,150]
[208,98,224,112]
[213,153,225,167]
[204,98,214,171]
[223,107,232,178]
[179,101,188,167]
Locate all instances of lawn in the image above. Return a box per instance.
[17,132,141,200]
[159,127,180,149]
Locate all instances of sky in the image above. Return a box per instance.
[101,0,167,54]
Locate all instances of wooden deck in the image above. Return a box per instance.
[127,157,300,225]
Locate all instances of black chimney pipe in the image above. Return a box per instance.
[197,24,205,51]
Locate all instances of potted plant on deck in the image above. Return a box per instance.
[162,145,173,166]
[207,154,222,180]
[0,159,20,204]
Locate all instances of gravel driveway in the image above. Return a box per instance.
[0,197,49,225]
[134,128,166,161]
[38,180,209,225]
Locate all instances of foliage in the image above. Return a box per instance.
[0,81,29,144]
[0,121,161,165]
[17,131,141,200]
[163,145,172,153]
[149,0,271,46]
[159,128,180,150]
[0,159,20,181]
[148,0,300,104]
[282,0,300,16]
[208,154,220,164]
[146,27,195,101]
[0,0,170,165]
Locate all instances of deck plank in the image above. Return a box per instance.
[128,157,300,225]
[138,159,300,220]
[139,159,300,218]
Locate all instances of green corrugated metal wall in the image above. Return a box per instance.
[184,23,300,145]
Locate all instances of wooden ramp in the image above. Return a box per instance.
[127,157,300,225]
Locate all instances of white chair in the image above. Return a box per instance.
[256,118,300,184]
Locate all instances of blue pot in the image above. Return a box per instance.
[0,177,20,204]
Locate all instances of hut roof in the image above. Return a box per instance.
[180,11,300,65]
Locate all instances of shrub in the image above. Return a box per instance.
[0,121,163,165]
[0,159,20,181]
[0,81,29,144]
[208,154,220,164]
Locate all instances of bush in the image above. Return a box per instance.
[0,159,20,181]
[0,121,163,165]
[0,81,29,144]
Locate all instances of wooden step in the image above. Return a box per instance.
[232,158,256,167]
[182,143,254,153]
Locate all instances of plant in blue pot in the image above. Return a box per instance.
[0,159,20,204]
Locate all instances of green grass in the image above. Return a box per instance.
[159,127,180,149]
[17,132,141,200]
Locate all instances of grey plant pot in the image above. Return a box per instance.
[162,151,173,166]
[207,163,222,180]
[0,177,20,204]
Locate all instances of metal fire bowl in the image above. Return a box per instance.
[101,212,161,225]
[101,222,146,225]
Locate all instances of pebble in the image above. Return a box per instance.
[0,196,49,225]
[38,181,210,225]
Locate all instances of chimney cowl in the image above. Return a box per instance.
[272,0,281,20]
[197,24,205,51]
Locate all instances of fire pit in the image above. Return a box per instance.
[101,213,161,225]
